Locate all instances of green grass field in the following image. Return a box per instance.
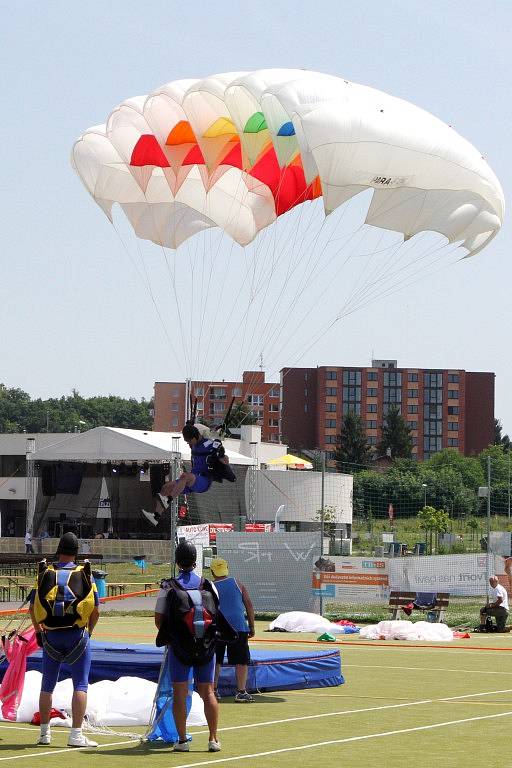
[1,617,512,767]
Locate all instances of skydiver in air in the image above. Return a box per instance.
[142,401,236,527]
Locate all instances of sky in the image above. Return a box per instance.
[1,1,511,429]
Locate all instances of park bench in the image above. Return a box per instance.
[106,582,156,597]
[388,591,450,623]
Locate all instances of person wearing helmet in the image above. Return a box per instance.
[154,541,221,753]
[29,532,100,748]
[143,424,235,526]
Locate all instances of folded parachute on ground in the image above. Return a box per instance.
[72,68,504,256]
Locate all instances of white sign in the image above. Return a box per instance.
[388,554,501,596]
[177,523,210,548]
[97,478,111,519]
[313,556,390,603]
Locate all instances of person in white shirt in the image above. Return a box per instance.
[480,575,509,632]
[24,531,34,554]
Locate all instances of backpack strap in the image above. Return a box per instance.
[170,577,208,639]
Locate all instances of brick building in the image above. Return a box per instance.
[280,360,494,461]
[153,371,280,442]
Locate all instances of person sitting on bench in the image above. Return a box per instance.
[480,575,509,632]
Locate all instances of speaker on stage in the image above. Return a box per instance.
[41,465,57,496]
[150,464,166,496]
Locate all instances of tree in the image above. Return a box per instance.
[334,412,372,470]
[494,418,511,451]
[379,405,413,459]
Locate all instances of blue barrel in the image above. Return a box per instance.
[92,570,107,598]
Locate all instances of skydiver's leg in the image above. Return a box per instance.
[161,473,196,500]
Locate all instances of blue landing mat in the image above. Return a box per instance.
[5,643,344,693]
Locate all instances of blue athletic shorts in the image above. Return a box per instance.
[168,647,215,684]
[184,474,211,495]
[41,628,92,693]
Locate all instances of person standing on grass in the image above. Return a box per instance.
[480,575,509,632]
[29,532,99,748]
[211,558,255,703]
[154,541,221,753]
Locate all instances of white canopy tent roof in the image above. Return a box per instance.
[28,427,254,465]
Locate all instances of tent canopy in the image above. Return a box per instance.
[266,453,313,469]
[28,427,253,465]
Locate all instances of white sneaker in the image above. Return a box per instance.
[142,509,160,526]
[36,733,51,746]
[67,733,98,748]
[208,739,221,752]
[157,493,170,509]
[173,740,190,752]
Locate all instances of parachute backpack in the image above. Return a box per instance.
[33,560,96,630]
[156,577,219,665]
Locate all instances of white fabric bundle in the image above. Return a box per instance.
[269,611,345,634]
[359,620,453,642]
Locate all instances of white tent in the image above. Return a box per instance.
[28,427,253,465]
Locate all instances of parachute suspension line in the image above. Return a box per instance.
[112,220,182,371]
[161,245,192,379]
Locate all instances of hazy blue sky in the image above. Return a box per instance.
[1,2,511,429]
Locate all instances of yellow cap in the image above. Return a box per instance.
[210,558,229,577]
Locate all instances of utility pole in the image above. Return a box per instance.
[486,456,491,602]
[170,436,181,575]
[319,451,326,616]
[508,450,510,520]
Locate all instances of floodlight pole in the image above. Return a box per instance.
[319,450,326,616]
[25,438,36,534]
[486,456,491,602]
[170,436,181,575]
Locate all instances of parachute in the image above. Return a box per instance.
[71,69,504,383]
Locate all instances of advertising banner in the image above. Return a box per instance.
[177,523,210,547]
[387,553,502,597]
[209,523,234,542]
[312,557,389,603]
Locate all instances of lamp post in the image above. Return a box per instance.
[422,483,427,508]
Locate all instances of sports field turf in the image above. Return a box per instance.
[1,617,511,767]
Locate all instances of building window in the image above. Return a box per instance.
[172,388,180,397]
[408,404,419,414]
[196,401,204,411]
[326,451,336,461]
[448,390,459,399]
[427,405,442,419]
[343,403,361,415]
[407,421,417,429]
[171,416,179,426]
[325,387,337,397]
[326,371,337,380]
[325,419,337,428]
[384,388,402,403]
[408,373,419,382]
[367,371,378,381]
[424,389,443,404]
[270,434,278,442]
[383,372,401,386]
[424,420,442,436]
[269,403,279,412]
[304,404,308,413]
[448,438,459,447]
[232,387,242,397]
[268,419,279,427]
[448,421,459,431]
[367,403,377,413]
[367,388,378,397]
[211,387,226,400]
[407,389,418,398]
[448,406,460,415]
[366,420,377,429]
[368,436,378,445]
[448,373,459,383]
[343,386,361,402]
[325,403,336,412]
[343,370,361,385]
[247,394,263,406]
[325,435,337,444]
[424,372,443,388]
[210,403,225,414]
[412,437,418,446]
[424,436,442,452]
[269,387,279,397]
[195,387,204,396]
[170,403,179,411]
[383,403,401,416]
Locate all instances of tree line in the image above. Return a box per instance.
[0,384,153,433]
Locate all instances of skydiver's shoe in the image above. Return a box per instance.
[208,739,221,752]
[67,732,98,748]
[142,509,160,526]
[157,493,171,508]
[36,731,51,746]
[173,740,190,752]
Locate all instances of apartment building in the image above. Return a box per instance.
[280,360,494,461]
[153,371,281,442]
